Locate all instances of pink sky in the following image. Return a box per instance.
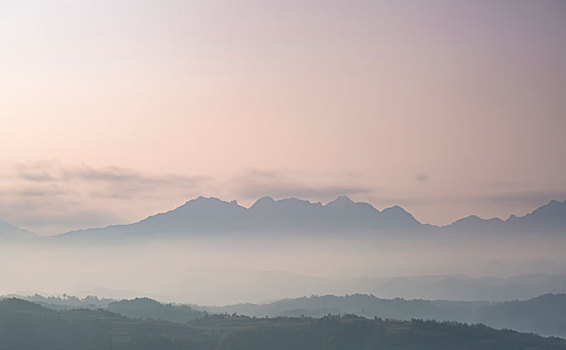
[1,0,565,234]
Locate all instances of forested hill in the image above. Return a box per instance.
[1,298,565,350]
[199,293,566,338]
[11,293,566,338]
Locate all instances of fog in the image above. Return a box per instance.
[1,233,566,305]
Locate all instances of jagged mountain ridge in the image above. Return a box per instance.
[64,195,424,237]
[61,196,566,238]
[444,199,566,233]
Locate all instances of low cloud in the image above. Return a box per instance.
[11,209,123,233]
[1,161,209,234]
[240,184,371,201]
[0,196,123,234]
[0,186,73,198]
[470,190,566,206]
[3,163,564,234]
[15,161,205,188]
[370,189,566,207]
[235,168,372,202]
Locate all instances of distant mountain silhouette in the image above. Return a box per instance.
[63,196,423,238]
[476,293,566,337]
[354,274,566,301]
[444,200,566,234]
[0,217,34,239]
[61,197,565,238]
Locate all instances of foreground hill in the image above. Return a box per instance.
[12,292,566,338]
[199,293,566,338]
[61,197,566,239]
[0,298,564,350]
[106,297,205,323]
[476,294,566,338]
[13,295,205,323]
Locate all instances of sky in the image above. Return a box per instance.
[1,0,565,235]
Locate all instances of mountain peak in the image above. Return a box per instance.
[250,196,276,209]
[379,205,421,227]
[193,196,219,202]
[327,196,354,206]
[545,199,565,209]
[504,198,566,230]
[182,196,243,208]
[382,205,408,214]
[448,215,504,229]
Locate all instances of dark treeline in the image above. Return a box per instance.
[1,298,565,350]
[10,293,566,338]
[200,293,566,338]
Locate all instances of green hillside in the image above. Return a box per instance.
[1,298,565,350]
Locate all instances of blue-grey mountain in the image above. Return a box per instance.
[62,197,566,238]
[0,217,34,239]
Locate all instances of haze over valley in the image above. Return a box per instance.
[1,0,565,348]
[1,197,565,305]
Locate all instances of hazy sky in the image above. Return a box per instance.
[1,0,565,234]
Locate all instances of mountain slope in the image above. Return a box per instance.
[106,297,204,323]
[444,200,566,234]
[63,196,423,238]
[477,294,566,337]
[198,293,566,338]
[0,217,35,239]
[61,197,566,239]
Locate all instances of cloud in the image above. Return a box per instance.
[10,209,123,232]
[1,161,210,234]
[17,171,55,183]
[10,161,208,200]
[240,184,371,200]
[63,166,203,186]
[0,194,124,234]
[0,186,73,198]
[369,190,566,209]
[234,168,372,201]
[15,161,205,187]
[63,165,207,200]
[14,161,57,183]
[471,190,566,205]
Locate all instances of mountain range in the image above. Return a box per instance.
[444,200,566,234]
[1,196,565,239]
[63,196,566,238]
